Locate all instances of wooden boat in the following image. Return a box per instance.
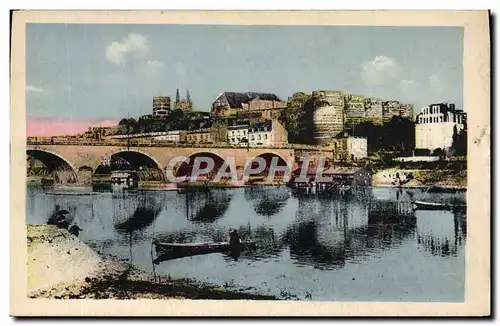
[153,240,257,264]
[154,240,256,253]
[413,200,466,211]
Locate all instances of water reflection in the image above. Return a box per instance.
[26,186,466,301]
[416,209,466,257]
[114,194,162,233]
[245,187,290,217]
[183,189,232,223]
[281,190,418,269]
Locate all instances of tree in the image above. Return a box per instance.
[117,118,138,134]
[451,127,467,157]
[280,92,314,144]
[382,116,415,153]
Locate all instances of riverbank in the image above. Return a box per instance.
[27,224,276,300]
[373,168,467,190]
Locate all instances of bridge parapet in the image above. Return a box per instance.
[26,142,333,185]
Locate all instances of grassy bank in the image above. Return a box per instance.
[27,225,276,300]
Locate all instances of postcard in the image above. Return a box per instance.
[10,10,490,316]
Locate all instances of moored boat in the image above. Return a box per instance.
[152,240,257,264]
[154,240,257,252]
[413,200,466,211]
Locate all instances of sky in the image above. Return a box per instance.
[26,24,463,136]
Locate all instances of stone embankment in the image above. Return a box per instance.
[27,225,275,300]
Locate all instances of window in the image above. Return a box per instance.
[251,135,254,140]
[258,134,262,140]
[265,134,268,139]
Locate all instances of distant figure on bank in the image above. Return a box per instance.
[69,224,83,237]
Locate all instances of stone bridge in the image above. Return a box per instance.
[26,142,333,184]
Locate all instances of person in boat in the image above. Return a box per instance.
[69,224,83,237]
[229,229,241,261]
[229,229,241,248]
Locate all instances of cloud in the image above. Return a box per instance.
[428,74,446,95]
[361,56,400,86]
[26,85,46,93]
[399,79,417,95]
[147,60,164,69]
[141,60,165,79]
[106,33,149,65]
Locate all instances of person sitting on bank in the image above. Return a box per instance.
[48,205,62,225]
[48,205,71,230]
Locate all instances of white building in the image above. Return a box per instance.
[347,137,368,161]
[227,125,249,146]
[248,120,288,147]
[415,103,466,151]
[153,130,181,142]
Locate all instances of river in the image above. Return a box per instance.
[26,185,466,301]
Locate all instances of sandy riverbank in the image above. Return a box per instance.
[373,168,467,190]
[27,225,276,300]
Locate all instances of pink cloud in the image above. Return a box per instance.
[26,117,118,137]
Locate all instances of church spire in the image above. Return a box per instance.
[186,88,191,104]
[175,87,180,105]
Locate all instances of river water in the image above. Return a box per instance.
[26,185,466,301]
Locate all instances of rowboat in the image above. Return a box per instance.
[154,240,256,252]
[413,200,466,211]
[153,240,257,264]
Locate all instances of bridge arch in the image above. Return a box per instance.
[94,149,165,181]
[244,152,292,180]
[174,151,234,180]
[26,149,78,183]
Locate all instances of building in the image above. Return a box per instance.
[174,88,194,112]
[227,124,249,146]
[181,123,228,145]
[152,96,171,117]
[182,128,213,144]
[328,137,368,162]
[248,119,288,147]
[153,130,181,142]
[311,90,345,143]
[290,165,372,188]
[344,94,366,126]
[364,97,384,125]
[211,92,285,117]
[415,103,466,151]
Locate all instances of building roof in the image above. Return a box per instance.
[214,92,282,109]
